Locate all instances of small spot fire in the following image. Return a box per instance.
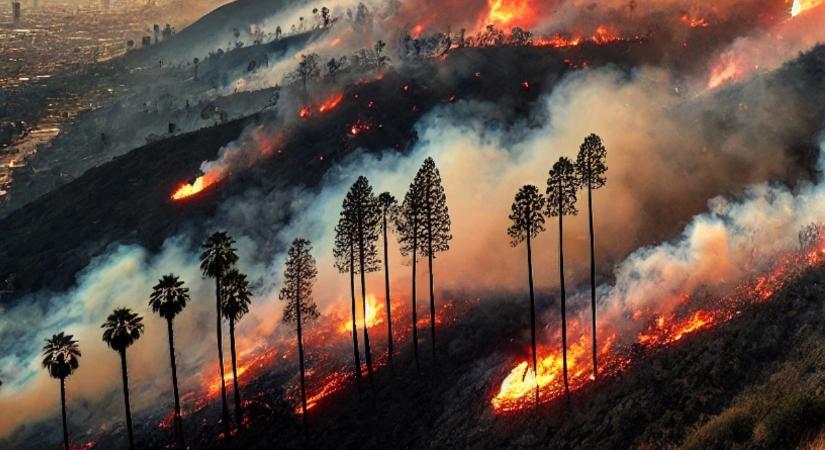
[298,92,345,119]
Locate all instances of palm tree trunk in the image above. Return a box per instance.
[558,188,570,401]
[215,277,230,431]
[60,377,69,450]
[411,233,420,373]
[120,349,136,450]
[349,245,362,385]
[229,317,242,425]
[357,217,373,380]
[527,230,538,407]
[383,213,394,368]
[588,180,598,380]
[167,319,185,449]
[296,274,308,430]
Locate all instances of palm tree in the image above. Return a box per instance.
[507,185,546,405]
[575,133,607,380]
[149,274,190,449]
[101,308,145,450]
[222,268,253,425]
[378,192,398,367]
[546,157,579,401]
[200,231,239,430]
[41,332,81,450]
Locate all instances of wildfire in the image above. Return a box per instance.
[298,92,345,119]
[171,171,221,201]
[792,0,823,16]
[486,0,534,29]
[590,26,623,45]
[340,293,384,333]
[491,235,825,414]
[707,52,743,89]
[534,35,582,49]
[680,13,709,28]
[318,92,344,113]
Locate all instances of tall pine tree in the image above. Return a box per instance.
[342,176,382,380]
[507,185,546,405]
[395,180,424,372]
[575,133,607,380]
[414,157,452,363]
[280,238,320,429]
[378,192,398,366]
[546,157,578,401]
[334,207,362,385]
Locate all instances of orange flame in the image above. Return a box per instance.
[318,92,344,113]
[707,52,742,89]
[792,0,823,16]
[171,171,221,201]
[340,293,384,333]
[487,0,533,28]
[492,236,825,414]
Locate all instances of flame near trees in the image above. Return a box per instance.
[491,235,825,414]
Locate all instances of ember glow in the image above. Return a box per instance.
[491,237,825,414]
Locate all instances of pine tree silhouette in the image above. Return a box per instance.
[575,133,607,380]
[280,238,320,429]
[546,157,578,402]
[507,185,546,405]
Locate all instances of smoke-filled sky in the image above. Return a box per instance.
[2,0,825,446]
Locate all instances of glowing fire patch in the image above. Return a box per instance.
[299,92,345,119]
[792,0,823,16]
[491,237,825,414]
[340,293,384,333]
[486,0,535,29]
[707,52,742,89]
[171,172,220,201]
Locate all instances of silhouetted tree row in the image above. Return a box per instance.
[506,133,608,404]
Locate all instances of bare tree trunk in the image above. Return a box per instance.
[167,319,186,449]
[296,274,308,430]
[427,234,436,364]
[349,244,362,385]
[120,350,136,450]
[527,230,538,407]
[588,179,598,380]
[60,377,69,450]
[215,278,231,431]
[558,187,570,402]
[383,212,394,368]
[411,233,420,373]
[229,317,242,425]
[357,214,373,380]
